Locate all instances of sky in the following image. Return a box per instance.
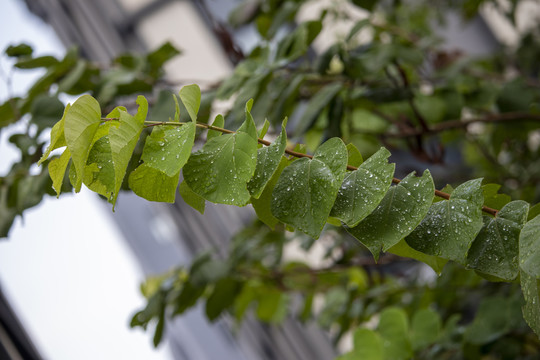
[0,1,172,359]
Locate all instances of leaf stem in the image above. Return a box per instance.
[103,117,499,216]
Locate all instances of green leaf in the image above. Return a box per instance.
[256,287,288,323]
[207,114,224,140]
[351,0,378,11]
[406,178,484,264]
[258,119,271,139]
[347,170,435,260]
[178,84,201,122]
[146,42,181,77]
[109,96,147,207]
[251,157,288,229]
[528,203,540,221]
[467,200,529,281]
[331,147,395,227]
[482,184,511,210]
[129,165,179,203]
[247,119,287,198]
[464,295,522,344]
[377,307,412,360]
[178,180,205,214]
[520,270,540,337]
[141,124,195,177]
[205,278,240,321]
[5,43,33,57]
[30,95,65,133]
[387,239,447,274]
[83,136,115,197]
[39,104,70,166]
[520,213,540,278]
[338,328,383,360]
[64,95,102,192]
[411,308,441,351]
[271,138,347,239]
[14,55,58,69]
[295,83,342,135]
[48,149,71,197]
[183,104,258,206]
[346,143,363,167]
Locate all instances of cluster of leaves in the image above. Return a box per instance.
[132,220,539,359]
[222,0,540,198]
[0,41,179,236]
[38,83,540,345]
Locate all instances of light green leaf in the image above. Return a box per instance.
[207,114,224,140]
[258,119,271,139]
[411,308,441,351]
[347,170,434,260]
[38,103,70,165]
[271,138,347,239]
[252,157,288,229]
[64,95,102,192]
[109,96,147,207]
[467,200,529,281]
[331,147,395,227]
[173,94,180,121]
[377,307,412,360]
[520,270,540,337]
[183,106,258,206]
[520,213,540,278]
[128,165,179,203]
[346,143,363,167]
[141,124,195,177]
[178,84,201,122]
[406,178,484,264]
[387,239,448,275]
[482,183,511,210]
[337,328,383,360]
[178,180,205,214]
[48,149,71,197]
[248,120,287,198]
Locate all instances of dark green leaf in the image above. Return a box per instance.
[248,119,287,198]
[5,43,33,57]
[295,83,342,135]
[406,179,484,264]
[14,55,58,69]
[205,278,241,321]
[331,147,394,227]
[30,95,65,133]
[520,270,540,337]
[467,200,529,281]
[347,170,434,260]
[271,138,347,239]
[520,213,540,278]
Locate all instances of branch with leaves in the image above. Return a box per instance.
[38,84,540,342]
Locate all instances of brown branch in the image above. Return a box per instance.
[103,118,500,216]
[383,111,540,138]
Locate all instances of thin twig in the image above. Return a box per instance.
[382,111,540,138]
[102,117,500,216]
